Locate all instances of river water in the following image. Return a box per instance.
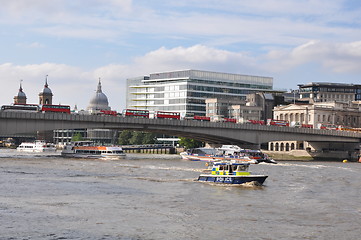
[1,149,361,240]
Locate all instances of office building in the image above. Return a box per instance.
[126,69,275,116]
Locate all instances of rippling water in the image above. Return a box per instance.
[1,149,361,240]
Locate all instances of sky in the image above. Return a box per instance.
[1,0,361,111]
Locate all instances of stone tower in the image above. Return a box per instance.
[14,80,27,104]
[39,75,53,105]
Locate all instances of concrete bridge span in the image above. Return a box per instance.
[0,111,360,146]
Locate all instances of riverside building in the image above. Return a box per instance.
[126,69,275,116]
[298,82,361,103]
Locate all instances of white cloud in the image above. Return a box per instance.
[265,40,361,73]
[1,0,361,47]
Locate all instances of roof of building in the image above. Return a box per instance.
[16,81,26,98]
[298,82,361,88]
[87,79,111,111]
[39,75,53,95]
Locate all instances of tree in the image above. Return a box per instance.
[178,137,203,149]
[71,133,83,141]
[129,131,144,145]
[118,130,132,145]
[142,132,156,144]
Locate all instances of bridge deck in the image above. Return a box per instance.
[1,111,360,145]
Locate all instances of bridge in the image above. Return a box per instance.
[1,111,360,147]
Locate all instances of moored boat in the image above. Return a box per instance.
[16,140,57,152]
[198,160,268,185]
[180,145,276,164]
[61,141,126,159]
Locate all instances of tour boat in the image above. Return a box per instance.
[180,145,276,164]
[198,160,268,185]
[61,141,126,159]
[16,140,57,152]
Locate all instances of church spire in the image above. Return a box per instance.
[14,79,27,104]
[97,77,102,93]
[39,74,53,105]
[19,79,23,92]
[44,74,49,88]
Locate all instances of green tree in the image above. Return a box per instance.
[178,137,203,149]
[129,131,144,145]
[118,130,132,145]
[71,133,83,141]
[142,132,156,144]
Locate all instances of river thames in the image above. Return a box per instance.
[1,149,361,240]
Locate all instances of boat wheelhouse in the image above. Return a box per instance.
[198,161,268,185]
[61,141,126,159]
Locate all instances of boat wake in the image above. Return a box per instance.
[133,176,195,183]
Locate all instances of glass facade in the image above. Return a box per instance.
[126,70,274,116]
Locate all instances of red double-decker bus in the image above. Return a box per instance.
[99,110,118,116]
[224,118,237,123]
[267,119,289,127]
[194,115,211,121]
[247,120,265,125]
[155,111,180,120]
[123,109,149,118]
[41,104,71,114]
[318,123,341,130]
[1,104,40,112]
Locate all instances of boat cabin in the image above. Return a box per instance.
[211,161,251,176]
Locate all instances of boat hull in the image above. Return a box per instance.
[198,174,268,185]
[61,152,126,159]
[17,148,56,153]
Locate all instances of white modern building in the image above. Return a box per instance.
[126,69,275,116]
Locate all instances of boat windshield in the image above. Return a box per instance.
[191,148,216,155]
[237,164,249,171]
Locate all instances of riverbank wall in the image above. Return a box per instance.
[263,149,358,161]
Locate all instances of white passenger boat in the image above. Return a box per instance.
[61,141,126,159]
[16,140,57,152]
[180,145,276,164]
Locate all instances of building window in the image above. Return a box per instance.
[300,113,304,122]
